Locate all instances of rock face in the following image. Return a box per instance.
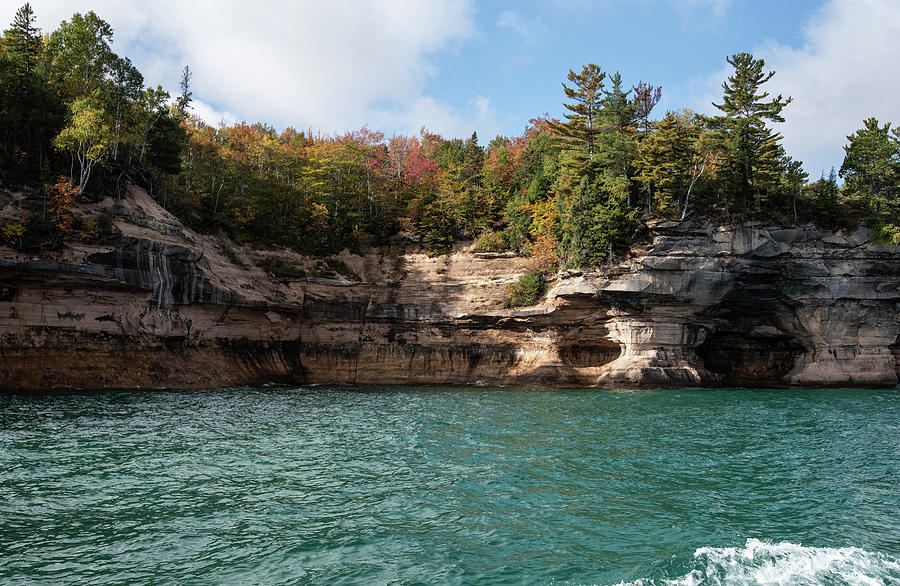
[1,187,898,390]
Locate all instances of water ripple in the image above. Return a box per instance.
[1,387,897,584]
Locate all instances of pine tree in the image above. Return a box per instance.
[462,130,483,186]
[632,81,662,136]
[637,110,695,217]
[4,3,41,75]
[560,173,637,266]
[709,52,791,211]
[550,63,606,165]
[599,72,637,179]
[175,65,193,121]
[840,117,899,232]
[0,3,65,177]
[809,168,842,229]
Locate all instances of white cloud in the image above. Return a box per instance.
[680,0,900,177]
[684,0,731,18]
[761,0,900,177]
[27,0,475,136]
[368,93,501,141]
[547,0,732,29]
[188,100,237,128]
[498,9,528,36]
[497,8,547,43]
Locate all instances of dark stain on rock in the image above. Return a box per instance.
[57,312,85,321]
[0,286,17,302]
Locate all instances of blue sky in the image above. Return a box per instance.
[425,1,823,132]
[17,0,900,177]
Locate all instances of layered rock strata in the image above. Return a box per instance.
[1,187,898,390]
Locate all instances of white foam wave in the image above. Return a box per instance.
[618,538,900,586]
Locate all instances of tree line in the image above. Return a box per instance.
[1,4,898,264]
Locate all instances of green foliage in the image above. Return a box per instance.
[175,65,192,121]
[550,63,606,167]
[503,269,546,308]
[808,168,842,226]
[147,113,186,174]
[5,213,64,252]
[434,138,465,169]
[840,118,899,229]
[473,229,509,252]
[883,224,900,246]
[708,52,792,212]
[0,4,66,179]
[42,11,116,101]
[561,174,639,266]
[257,257,306,279]
[503,191,533,251]
[4,3,40,82]
[637,110,708,217]
[53,93,114,192]
[419,201,456,256]
[0,6,885,262]
[1,218,28,248]
[74,216,100,241]
[598,71,638,182]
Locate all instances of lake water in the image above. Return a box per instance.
[1,386,898,585]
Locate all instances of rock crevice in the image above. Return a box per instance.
[1,187,898,390]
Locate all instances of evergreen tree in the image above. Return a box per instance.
[840,117,899,235]
[4,3,40,75]
[599,72,637,179]
[147,112,186,175]
[780,155,807,224]
[175,65,193,121]
[637,110,696,217]
[598,71,640,206]
[560,173,637,266]
[709,52,791,211]
[809,168,842,229]
[0,3,64,177]
[637,110,719,219]
[463,131,483,185]
[108,56,143,160]
[549,63,606,178]
[631,81,662,136]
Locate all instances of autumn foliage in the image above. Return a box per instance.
[3,4,898,278]
[45,175,78,233]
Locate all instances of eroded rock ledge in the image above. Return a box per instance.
[1,187,898,390]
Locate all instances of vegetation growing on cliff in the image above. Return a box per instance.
[1,3,899,262]
[503,270,546,308]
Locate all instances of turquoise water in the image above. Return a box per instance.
[1,387,898,585]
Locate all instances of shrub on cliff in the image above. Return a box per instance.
[503,270,546,308]
[473,229,508,253]
[257,257,306,279]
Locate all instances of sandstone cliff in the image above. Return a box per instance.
[1,186,898,390]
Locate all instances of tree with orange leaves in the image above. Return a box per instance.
[44,175,78,233]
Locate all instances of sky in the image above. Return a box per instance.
[9,0,900,177]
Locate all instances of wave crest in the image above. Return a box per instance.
[620,538,900,586]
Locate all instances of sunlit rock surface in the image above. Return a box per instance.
[1,186,898,390]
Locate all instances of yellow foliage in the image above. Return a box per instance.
[76,218,99,241]
[1,219,27,246]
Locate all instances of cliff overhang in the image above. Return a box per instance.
[2,186,898,390]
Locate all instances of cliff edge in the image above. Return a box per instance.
[1,186,898,390]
